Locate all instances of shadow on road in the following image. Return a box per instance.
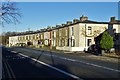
[2,47,77,80]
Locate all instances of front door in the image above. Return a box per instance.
[87,39,91,46]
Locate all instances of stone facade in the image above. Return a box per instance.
[9,16,120,51]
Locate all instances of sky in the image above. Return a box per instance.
[1,2,118,34]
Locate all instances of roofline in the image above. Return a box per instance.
[9,21,119,36]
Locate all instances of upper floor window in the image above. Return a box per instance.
[54,31,56,38]
[72,27,74,35]
[26,36,28,40]
[88,26,92,35]
[66,29,68,36]
[59,30,61,36]
[18,37,20,40]
[32,35,34,39]
[36,34,39,39]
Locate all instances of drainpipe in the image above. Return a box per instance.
[85,24,87,51]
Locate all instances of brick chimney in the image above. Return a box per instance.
[73,19,79,23]
[62,24,66,26]
[66,21,72,25]
[56,25,61,28]
[110,16,116,22]
[80,15,88,21]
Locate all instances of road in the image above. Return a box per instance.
[2,47,78,80]
[0,45,2,80]
[2,47,120,80]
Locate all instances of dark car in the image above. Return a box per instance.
[87,44,97,53]
[16,43,26,47]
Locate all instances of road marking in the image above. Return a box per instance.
[3,61,11,78]
[10,51,17,53]
[38,51,120,73]
[58,57,120,73]
[5,61,16,79]
[76,60,120,72]
[3,58,16,79]
[11,50,120,73]
[19,53,81,80]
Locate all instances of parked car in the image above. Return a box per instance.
[15,43,26,47]
[110,48,115,53]
[87,44,97,53]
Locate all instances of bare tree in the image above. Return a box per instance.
[0,0,21,26]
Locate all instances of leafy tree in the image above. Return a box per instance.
[100,31,114,51]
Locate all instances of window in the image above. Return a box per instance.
[87,39,91,46]
[18,37,20,40]
[29,36,31,40]
[26,36,28,40]
[72,27,74,35]
[53,31,56,38]
[66,29,68,36]
[33,35,35,40]
[88,26,92,35]
[36,34,39,39]
[59,30,61,36]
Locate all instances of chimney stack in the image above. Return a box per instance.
[56,25,61,28]
[62,24,66,26]
[110,16,116,22]
[73,19,79,23]
[66,21,72,25]
[80,15,88,21]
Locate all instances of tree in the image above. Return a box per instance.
[100,31,114,52]
[1,0,21,26]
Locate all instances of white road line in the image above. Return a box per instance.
[11,50,120,73]
[18,53,81,80]
[10,51,17,53]
[59,57,120,73]
[76,60,120,72]
[42,53,120,73]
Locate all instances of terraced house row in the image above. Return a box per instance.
[9,16,120,51]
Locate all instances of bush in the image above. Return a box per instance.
[100,31,114,52]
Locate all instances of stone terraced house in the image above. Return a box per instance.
[9,16,120,51]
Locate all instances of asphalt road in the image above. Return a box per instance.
[2,47,120,80]
[0,46,2,80]
[2,47,77,80]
